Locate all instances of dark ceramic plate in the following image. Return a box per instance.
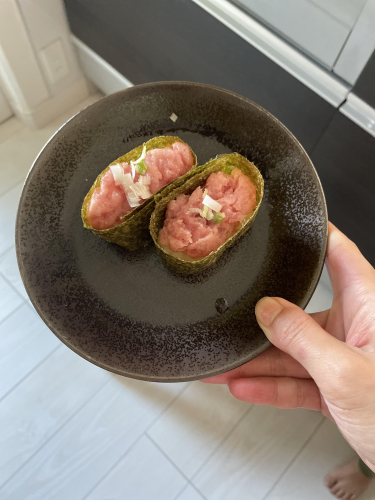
[16,82,327,382]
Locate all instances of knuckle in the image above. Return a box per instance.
[275,311,311,349]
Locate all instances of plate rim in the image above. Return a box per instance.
[15,81,328,382]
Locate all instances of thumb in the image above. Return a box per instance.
[255,297,347,379]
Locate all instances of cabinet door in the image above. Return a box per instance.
[311,112,375,265]
[231,0,375,84]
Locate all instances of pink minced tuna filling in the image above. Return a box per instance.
[159,168,256,259]
[87,142,194,230]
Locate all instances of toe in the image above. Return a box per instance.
[331,486,341,496]
[336,491,345,499]
[324,474,337,488]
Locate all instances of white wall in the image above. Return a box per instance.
[0,86,13,124]
[0,0,89,129]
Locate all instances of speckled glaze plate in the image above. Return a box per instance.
[16,82,327,382]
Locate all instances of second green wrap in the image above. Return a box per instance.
[150,153,264,274]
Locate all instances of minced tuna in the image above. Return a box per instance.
[87,142,194,230]
[159,168,257,259]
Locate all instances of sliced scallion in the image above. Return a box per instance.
[137,159,147,175]
[212,211,225,223]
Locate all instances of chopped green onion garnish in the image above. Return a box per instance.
[137,159,147,175]
[212,211,225,223]
[202,205,208,218]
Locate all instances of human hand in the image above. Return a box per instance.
[202,223,375,471]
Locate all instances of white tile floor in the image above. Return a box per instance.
[1,95,374,500]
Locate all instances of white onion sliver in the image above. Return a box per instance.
[130,184,142,197]
[190,208,204,217]
[203,194,222,212]
[138,185,146,198]
[129,181,152,201]
[122,173,133,188]
[206,207,214,220]
[126,191,140,207]
[130,161,136,179]
[110,164,124,185]
[128,200,140,208]
[140,182,151,196]
[140,175,151,185]
[141,186,152,199]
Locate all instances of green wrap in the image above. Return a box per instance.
[81,136,197,250]
[150,153,264,274]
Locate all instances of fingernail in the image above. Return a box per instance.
[328,223,351,256]
[255,297,283,327]
[328,227,342,252]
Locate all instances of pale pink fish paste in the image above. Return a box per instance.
[87,142,194,230]
[159,168,256,259]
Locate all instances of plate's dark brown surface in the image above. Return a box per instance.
[16,82,328,382]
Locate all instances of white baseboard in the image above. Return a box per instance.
[191,0,350,107]
[72,35,375,139]
[72,36,133,95]
[340,93,375,139]
[73,9,350,109]
[11,77,90,129]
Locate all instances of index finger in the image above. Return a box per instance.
[201,345,310,384]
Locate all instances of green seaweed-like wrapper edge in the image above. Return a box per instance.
[150,153,264,274]
[81,136,198,250]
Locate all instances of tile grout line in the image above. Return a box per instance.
[147,434,209,500]
[0,245,14,261]
[0,343,62,405]
[172,477,205,500]
[0,270,28,304]
[172,483,191,500]
[0,120,26,147]
[307,0,353,29]
[308,107,340,156]
[145,382,191,436]
[80,382,191,500]
[262,415,326,500]
[172,403,256,500]
[80,426,148,500]
[0,301,26,328]
[0,375,112,493]
[0,180,25,200]
[190,403,255,483]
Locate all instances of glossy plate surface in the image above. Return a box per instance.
[16,82,327,382]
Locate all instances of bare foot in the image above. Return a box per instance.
[324,457,372,499]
